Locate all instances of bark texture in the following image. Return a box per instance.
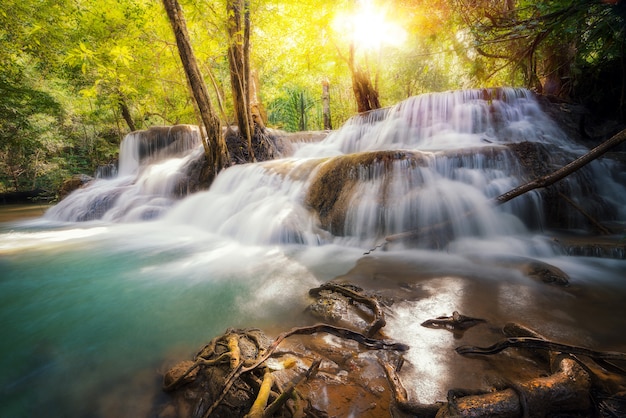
[162,0,229,176]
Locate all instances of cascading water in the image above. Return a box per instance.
[2,88,625,417]
[45,124,203,222]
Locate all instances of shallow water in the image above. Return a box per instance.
[0,216,365,417]
[2,215,625,416]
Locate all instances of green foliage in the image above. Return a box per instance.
[0,0,624,194]
[268,87,317,132]
[454,0,626,115]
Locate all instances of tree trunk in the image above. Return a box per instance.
[227,0,256,161]
[118,97,136,132]
[322,79,332,130]
[249,70,266,128]
[348,43,381,113]
[162,0,229,175]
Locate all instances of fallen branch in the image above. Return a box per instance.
[557,191,612,234]
[495,128,626,204]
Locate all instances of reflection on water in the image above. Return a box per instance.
[333,250,626,405]
[0,204,50,222]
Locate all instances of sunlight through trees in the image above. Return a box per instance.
[1,0,624,193]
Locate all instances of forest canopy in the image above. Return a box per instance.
[1,0,624,194]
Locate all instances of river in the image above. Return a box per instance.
[1,88,625,417]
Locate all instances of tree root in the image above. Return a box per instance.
[261,359,321,418]
[456,336,626,373]
[378,357,443,417]
[201,324,408,417]
[438,355,592,417]
[309,282,386,337]
[244,368,273,418]
[421,311,486,338]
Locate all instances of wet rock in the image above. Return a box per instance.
[518,259,570,286]
[58,174,93,199]
[160,326,406,418]
[305,150,430,235]
[308,282,388,337]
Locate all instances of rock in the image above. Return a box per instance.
[58,174,93,199]
[518,259,570,286]
[305,150,430,235]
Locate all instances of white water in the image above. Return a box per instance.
[2,88,626,417]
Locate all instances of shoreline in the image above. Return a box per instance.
[0,203,51,222]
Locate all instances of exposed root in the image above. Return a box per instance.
[167,324,408,418]
[439,356,592,417]
[262,359,321,418]
[228,334,242,369]
[421,311,486,338]
[456,337,626,370]
[378,357,442,417]
[309,283,386,337]
[244,368,273,418]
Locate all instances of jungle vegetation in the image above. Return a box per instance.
[1,0,624,194]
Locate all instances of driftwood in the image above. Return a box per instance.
[370,128,626,250]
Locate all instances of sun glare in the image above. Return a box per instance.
[334,0,407,51]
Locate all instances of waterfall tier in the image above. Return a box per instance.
[46,88,626,253]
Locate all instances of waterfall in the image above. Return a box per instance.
[46,88,626,253]
[45,125,203,222]
[5,88,626,418]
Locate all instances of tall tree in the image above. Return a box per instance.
[227,0,256,161]
[347,42,381,113]
[162,0,229,175]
